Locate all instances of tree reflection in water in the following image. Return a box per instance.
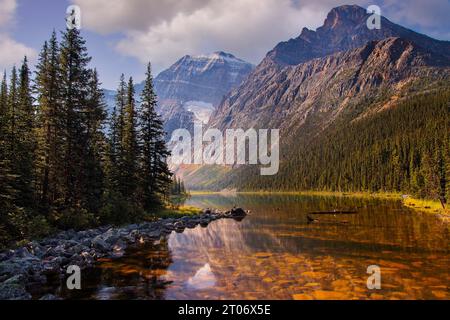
[43,194,449,300]
[55,239,173,300]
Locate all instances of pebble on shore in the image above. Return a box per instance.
[0,208,247,300]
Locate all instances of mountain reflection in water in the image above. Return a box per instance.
[56,194,449,300]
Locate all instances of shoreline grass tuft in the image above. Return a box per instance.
[402,196,449,217]
[145,205,203,220]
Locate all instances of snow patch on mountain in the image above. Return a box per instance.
[183,101,214,124]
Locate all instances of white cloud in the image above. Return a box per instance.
[71,0,450,74]
[380,0,450,40]
[76,0,348,72]
[73,0,212,34]
[0,33,37,69]
[0,0,37,71]
[0,0,16,28]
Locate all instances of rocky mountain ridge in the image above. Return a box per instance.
[182,5,450,189]
[209,5,450,136]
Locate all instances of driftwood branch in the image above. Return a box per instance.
[308,210,358,215]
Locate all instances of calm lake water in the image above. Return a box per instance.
[57,194,449,300]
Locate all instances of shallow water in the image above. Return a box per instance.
[57,194,449,300]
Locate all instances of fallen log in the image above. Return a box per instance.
[307,214,349,224]
[308,210,358,215]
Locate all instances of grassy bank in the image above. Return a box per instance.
[144,205,203,220]
[243,190,403,200]
[402,197,449,217]
[191,190,402,199]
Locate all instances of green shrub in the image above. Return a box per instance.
[26,215,52,239]
[55,207,98,230]
[99,193,144,225]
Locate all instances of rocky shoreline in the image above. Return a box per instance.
[0,208,247,300]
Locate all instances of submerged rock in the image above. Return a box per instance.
[0,206,247,299]
[231,207,247,217]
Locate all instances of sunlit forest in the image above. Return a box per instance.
[224,90,450,202]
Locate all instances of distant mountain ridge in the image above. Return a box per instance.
[103,51,254,136]
[209,4,450,133]
[154,51,254,106]
[267,5,450,66]
[182,4,450,190]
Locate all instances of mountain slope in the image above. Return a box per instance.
[153,51,254,134]
[267,4,450,66]
[205,89,450,196]
[210,37,450,137]
[103,52,254,135]
[209,5,450,133]
[185,5,450,192]
[155,51,254,106]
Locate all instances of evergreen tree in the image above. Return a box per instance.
[83,69,107,213]
[7,67,18,152]
[0,72,7,118]
[59,27,91,207]
[171,176,178,195]
[120,77,139,201]
[138,63,171,209]
[445,124,450,206]
[14,57,36,208]
[0,72,8,181]
[423,150,440,199]
[6,67,20,198]
[180,179,186,194]
[0,71,17,242]
[106,74,126,194]
[34,32,64,209]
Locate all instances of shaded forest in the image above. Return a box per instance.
[0,28,171,246]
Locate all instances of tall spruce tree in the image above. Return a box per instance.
[14,57,35,208]
[445,119,450,206]
[34,32,64,209]
[106,74,126,194]
[0,72,7,117]
[6,67,20,199]
[83,69,107,213]
[59,27,91,207]
[0,71,16,241]
[120,77,139,201]
[7,67,18,152]
[138,63,171,208]
[0,72,8,170]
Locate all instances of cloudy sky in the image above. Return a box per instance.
[1,0,449,88]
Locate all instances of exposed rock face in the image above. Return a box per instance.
[153,51,254,136]
[209,4,450,135]
[155,52,254,107]
[210,37,450,136]
[267,5,450,66]
[184,5,450,190]
[104,52,253,137]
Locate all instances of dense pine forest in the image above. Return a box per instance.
[228,89,450,202]
[0,28,171,246]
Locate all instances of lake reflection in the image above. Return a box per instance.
[63,194,450,300]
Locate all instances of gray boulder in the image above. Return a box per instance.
[0,275,31,300]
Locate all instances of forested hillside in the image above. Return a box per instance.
[181,5,450,201]
[223,89,450,202]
